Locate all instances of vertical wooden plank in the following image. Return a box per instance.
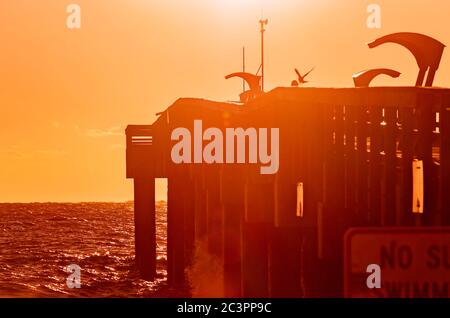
[321,104,346,297]
[334,105,346,218]
[356,105,369,225]
[222,165,244,298]
[303,104,326,297]
[270,223,302,297]
[322,103,336,259]
[184,174,195,267]
[315,104,338,297]
[382,107,397,226]
[206,167,223,258]
[399,107,415,226]
[369,106,383,225]
[194,170,207,241]
[133,178,156,281]
[270,103,322,298]
[294,104,326,297]
[167,174,185,286]
[242,177,273,298]
[417,94,436,225]
[344,105,357,223]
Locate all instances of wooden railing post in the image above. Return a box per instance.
[417,94,436,225]
[382,107,398,226]
[344,105,357,223]
[369,106,383,225]
[399,107,415,225]
[356,105,370,224]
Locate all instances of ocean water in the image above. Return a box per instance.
[0,202,187,298]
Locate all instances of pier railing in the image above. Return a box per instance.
[271,87,450,296]
[126,86,450,297]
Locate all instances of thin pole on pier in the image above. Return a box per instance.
[259,19,268,92]
[243,46,246,93]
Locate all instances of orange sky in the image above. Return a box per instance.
[1,0,450,202]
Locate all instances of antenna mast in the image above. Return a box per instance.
[243,46,246,93]
[259,18,268,92]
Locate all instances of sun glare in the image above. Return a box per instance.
[212,0,268,13]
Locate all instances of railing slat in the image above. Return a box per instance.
[369,106,383,225]
[344,105,357,223]
[382,107,398,226]
[356,105,369,225]
[417,95,437,225]
[399,107,415,225]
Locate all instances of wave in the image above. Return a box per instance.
[0,202,176,298]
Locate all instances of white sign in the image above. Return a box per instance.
[345,228,450,298]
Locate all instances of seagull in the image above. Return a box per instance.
[294,67,315,85]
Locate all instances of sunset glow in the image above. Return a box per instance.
[1,0,450,203]
[2,0,450,305]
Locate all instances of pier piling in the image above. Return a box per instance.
[133,178,156,280]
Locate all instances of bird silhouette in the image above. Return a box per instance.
[294,67,315,85]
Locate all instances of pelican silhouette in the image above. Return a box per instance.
[294,67,315,85]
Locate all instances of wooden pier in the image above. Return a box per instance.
[126,87,450,297]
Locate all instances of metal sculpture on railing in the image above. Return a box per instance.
[352,68,401,88]
[225,72,263,104]
[367,32,446,87]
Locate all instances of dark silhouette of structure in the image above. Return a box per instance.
[225,72,262,103]
[126,87,450,297]
[368,32,446,87]
[353,68,401,87]
[125,32,450,297]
